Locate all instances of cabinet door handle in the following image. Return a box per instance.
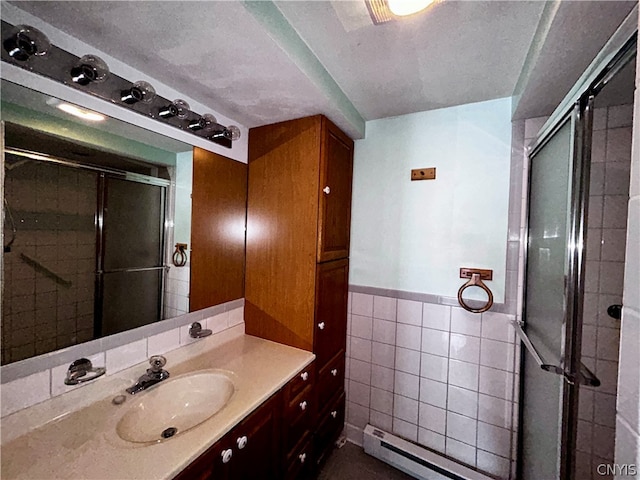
[299,452,307,464]
[318,322,325,330]
[323,186,330,195]
[221,448,233,464]
[331,368,338,376]
[300,371,309,381]
[236,435,248,449]
[299,400,308,411]
[331,410,338,418]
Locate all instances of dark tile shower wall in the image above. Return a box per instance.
[2,160,96,364]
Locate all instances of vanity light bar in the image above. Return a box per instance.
[0,20,240,148]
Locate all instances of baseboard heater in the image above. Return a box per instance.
[362,424,494,480]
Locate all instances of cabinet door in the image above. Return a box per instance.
[315,392,346,468]
[314,259,348,368]
[173,438,226,480]
[190,147,247,311]
[230,392,281,479]
[317,350,345,410]
[317,118,354,263]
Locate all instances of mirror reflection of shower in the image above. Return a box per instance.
[1,125,170,364]
[3,197,17,252]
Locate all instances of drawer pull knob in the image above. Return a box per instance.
[299,400,308,411]
[236,435,248,449]
[299,453,307,464]
[331,410,338,418]
[323,186,331,195]
[300,371,309,381]
[221,449,233,464]
[331,368,338,376]
[318,322,325,330]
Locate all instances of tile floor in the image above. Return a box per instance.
[317,442,414,480]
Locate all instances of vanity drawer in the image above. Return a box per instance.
[315,391,346,467]
[287,361,315,398]
[285,435,314,480]
[317,350,345,409]
[284,384,315,453]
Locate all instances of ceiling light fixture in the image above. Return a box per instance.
[2,20,241,146]
[56,103,106,122]
[365,0,394,25]
[70,55,109,85]
[387,0,434,16]
[120,80,156,104]
[2,24,50,61]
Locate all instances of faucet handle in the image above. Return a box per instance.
[149,355,167,372]
[64,358,106,385]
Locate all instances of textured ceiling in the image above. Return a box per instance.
[276,0,545,120]
[5,1,637,136]
[513,1,637,120]
[8,1,337,129]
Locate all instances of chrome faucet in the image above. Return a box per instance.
[126,355,170,395]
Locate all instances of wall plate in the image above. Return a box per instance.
[410,167,436,181]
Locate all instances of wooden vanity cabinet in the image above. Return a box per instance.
[173,391,281,480]
[245,114,353,475]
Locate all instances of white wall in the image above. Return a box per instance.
[614,26,640,473]
[174,151,193,246]
[350,98,512,302]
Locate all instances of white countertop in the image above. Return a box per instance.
[0,327,314,480]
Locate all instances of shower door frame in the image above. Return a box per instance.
[518,8,637,479]
[94,171,169,337]
[2,146,171,337]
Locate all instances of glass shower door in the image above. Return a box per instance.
[97,176,165,336]
[519,106,592,480]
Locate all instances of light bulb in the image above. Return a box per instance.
[3,25,51,61]
[224,125,241,141]
[189,113,217,132]
[159,99,191,119]
[121,81,156,104]
[70,55,109,85]
[387,0,434,16]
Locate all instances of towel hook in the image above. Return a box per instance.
[457,268,494,313]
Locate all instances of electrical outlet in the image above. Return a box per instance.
[411,167,436,181]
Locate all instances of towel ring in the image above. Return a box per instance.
[172,243,187,267]
[457,273,493,313]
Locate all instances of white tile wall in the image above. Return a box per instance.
[580,105,635,478]
[1,370,51,417]
[345,295,517,477]
[0,306,245,418]
[106,339,147,375]
[614,40,640,475]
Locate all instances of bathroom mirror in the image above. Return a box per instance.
[1,79,242,365]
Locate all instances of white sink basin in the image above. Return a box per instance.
[116,370,235,443]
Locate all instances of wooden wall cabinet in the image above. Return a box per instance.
[190,147,247,311]
[245,114,353,474]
